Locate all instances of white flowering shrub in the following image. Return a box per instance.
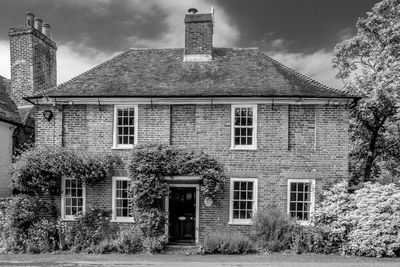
[344,183,400,257]
[315,181,400,257]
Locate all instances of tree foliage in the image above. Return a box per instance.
[333,0,400,184]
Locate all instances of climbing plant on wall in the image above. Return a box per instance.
[128,143,226,251]
[11,145,121,196]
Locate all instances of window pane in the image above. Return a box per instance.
[234,182,239,190]
[248,183,253,190]
[233,210,239,219]
[290,183,296,191]
[233,201,239,209]
[298,183,304,191]
[240,210,246,219]
[129,136,134,144]
[247,137,252,145]
[234,137,240,145]
[240,182,247,190]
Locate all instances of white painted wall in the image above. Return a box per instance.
[0,121,14,197]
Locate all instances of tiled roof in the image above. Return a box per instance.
[31,48,357,99]
[0,76,20,125]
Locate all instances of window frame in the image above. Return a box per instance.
[231,104,257,150]
[61,177,86,221]
[229,178,258,225]
[287,179,315,225]
[112,105,138,149]
[111,176,134,223]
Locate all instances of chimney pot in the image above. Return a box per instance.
[25,12,35,27]
[188,8,198,14]
[42,23,51,38]
[34,18,43,32]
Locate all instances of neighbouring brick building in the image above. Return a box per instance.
[19,9,358,244]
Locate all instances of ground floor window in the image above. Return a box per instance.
[61,177,85,220]
[287,179,315,224]
[112,177,133,222]
[229,178,258,224]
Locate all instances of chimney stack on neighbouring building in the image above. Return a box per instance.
[34,18,43,32]
[8,12,57,107]
[42,23,51,38]
[25,12,34,27]
[184,8,214,61]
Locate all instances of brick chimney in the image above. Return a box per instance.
[184,8,214,61]
[9,12,57,107]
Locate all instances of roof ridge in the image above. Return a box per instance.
[55,49,134,92]
[255,50,355,97]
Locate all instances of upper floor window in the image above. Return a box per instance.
[113,105,138,149]
[231,105,257,150]
[287,179,315,225]
[112,177,133,222]
[229,178,258,225]
[61,177,85,220]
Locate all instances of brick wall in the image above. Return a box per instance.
[35,103,349,242]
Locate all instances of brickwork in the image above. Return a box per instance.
[170,105,196,147]
[184,14,213,56]
[9,26,56,106]
[34,103,349,243]
[288,105,316,151]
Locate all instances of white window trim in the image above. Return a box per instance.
[61,177,86,221]
[111,176,134,223]
[228,178,258,225]
[112,105,138,149]
[231,104,257,150]
[287,179,315,225]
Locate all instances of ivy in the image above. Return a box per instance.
[11,146,121,196]
[128,143,226,251]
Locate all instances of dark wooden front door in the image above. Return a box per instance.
[169,187,196,243]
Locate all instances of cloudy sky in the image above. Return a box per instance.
[0,0,378,88]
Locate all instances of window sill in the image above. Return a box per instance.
[111,146,134,150]
[228,220,254,226]
[230,147,257,151]
[296,220,313,226]
[61,218,76,222]
[111,219,135,223]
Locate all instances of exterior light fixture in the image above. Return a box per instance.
[43,110,53,121]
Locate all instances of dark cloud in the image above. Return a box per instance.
[0,0,168,53]
[214,0,379,52]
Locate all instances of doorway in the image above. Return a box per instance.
[168,185,199,244]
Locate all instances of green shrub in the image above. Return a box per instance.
[142,235,167,253]
[315,181,400,257]
[26,219,59,253]
[203,232,254,254]
[253,206,297,252]
[3,195,50,252]
[67,208,116,252]
[344,183,400,257]
[114,228,143,254]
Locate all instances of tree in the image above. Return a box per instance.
[333,0,400,184]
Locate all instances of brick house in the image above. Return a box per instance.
[13,9,358,244]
